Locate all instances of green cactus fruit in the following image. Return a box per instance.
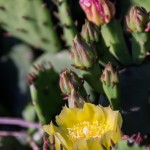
[28,62,63,124]
[126,6,150,64]
[101,62,120,110]
[101,19,132,65]
[56,0,76,47]
[0,0,61,52]
[131,32,150,64]
[126,6,150,32]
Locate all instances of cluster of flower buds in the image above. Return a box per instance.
[126,6,150,32]
[79,0,115,25]
[71,34,97,70]
[59,69,88,108]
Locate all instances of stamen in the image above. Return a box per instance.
[67,121,110,141]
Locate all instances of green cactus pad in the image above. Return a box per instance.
[0,0,61,52]
[28,62,63,124]
[57,0,76,47]
[112,140,146,150]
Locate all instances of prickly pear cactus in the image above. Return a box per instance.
[28,62,63,124]
[0,0,61,52]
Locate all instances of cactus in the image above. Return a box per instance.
[28,62,63,124]
[112,139,146,150]
[71,34,103,93]
[126,6,150,64]
[0,0,61,52]
[101,19,132,65]
[131,32,150,64]
[56,0,76,47]
[81,20,119,67]
[101,62,120,110]
[1,0,150,149]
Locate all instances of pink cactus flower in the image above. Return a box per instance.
[79,0,115,25]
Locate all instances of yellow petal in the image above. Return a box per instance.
[43,122,72,149]
[56,106,80,130]
[100,126,122,149]
[104,106,122,130]
[93,104,107,123]
[73,138,103,150]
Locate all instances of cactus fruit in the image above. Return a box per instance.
[0,0,61,52]
[126,6,150,32]
[101,62,120,110]
[126,6,150,64]
[28,62,63,124]
[131,32,150,64]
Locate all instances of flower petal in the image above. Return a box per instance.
[43,122,72,149]
[73,137,103,150]
[56,106,80,130]
[104,106,122,130]
[100,126,122,149]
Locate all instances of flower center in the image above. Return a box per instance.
[67,121,110,141]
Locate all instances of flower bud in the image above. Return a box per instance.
[59,69,83,95]
[126,6,150,32]
[68,89,85,108]
[101,62,120,110]
[79,0,115,26]
[81,20,100,43]
[72,34,97,69]
[101,62,119,87]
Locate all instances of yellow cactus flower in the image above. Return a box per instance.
[43,103,122,150]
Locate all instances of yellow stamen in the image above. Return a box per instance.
[67,121,110,141]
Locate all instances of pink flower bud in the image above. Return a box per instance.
[79,0,115,25]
